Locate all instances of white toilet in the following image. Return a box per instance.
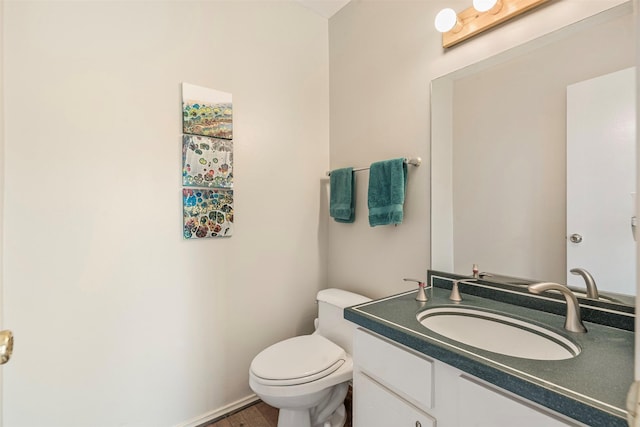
[249,288,371,427]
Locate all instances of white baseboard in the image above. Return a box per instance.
[175,393,260,427]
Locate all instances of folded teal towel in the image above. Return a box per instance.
[368,158,407,227]
[330,167,355,223]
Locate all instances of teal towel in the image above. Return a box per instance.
[330,167,355,223]
[368,158,407,227]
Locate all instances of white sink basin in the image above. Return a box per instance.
[416,307,581,360]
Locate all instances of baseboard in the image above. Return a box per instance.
[175,393,260,427]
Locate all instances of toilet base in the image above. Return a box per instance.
[274,382,349,427]
[323,403,346,427]
[277,403,346,427]
[276,408,311,427]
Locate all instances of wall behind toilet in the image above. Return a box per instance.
[2,1,328,426]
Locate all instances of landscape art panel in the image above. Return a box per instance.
[182,83,233,139]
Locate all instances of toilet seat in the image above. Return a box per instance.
[250,335,346,386]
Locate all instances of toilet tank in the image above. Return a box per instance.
[316,288,371,355]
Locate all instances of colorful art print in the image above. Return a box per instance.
[183,135,233,188]
[182,83,233,139]
[183,188,234,239]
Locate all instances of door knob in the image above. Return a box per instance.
[0,330,14,365]
[569,233,583,244]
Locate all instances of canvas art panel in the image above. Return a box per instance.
[182,83,233,139]
[183,135,233,188]
[183,188,234,239]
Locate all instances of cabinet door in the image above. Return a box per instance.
[458,376,583,427]
[353,372,436,427]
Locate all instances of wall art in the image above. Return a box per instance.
[182,134,233,188]
[182,188,234,239]
[182,83,233,139]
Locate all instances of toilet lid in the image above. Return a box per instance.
[251,335,346,386]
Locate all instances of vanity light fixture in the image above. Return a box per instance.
[436,0,550,48]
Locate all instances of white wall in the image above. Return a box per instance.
[2,1,328,426]
[328,0,629,299]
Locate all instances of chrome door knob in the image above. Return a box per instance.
[569,233,583,243]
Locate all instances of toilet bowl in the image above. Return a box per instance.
[249,289,370,427]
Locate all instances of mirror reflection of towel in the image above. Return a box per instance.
[367,158,407,227]
[330,167,355,223]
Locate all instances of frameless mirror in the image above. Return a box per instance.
[430,3,636,308]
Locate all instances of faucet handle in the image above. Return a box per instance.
[403,278,428,302]
[448,278,478,303]
[449,280,463,302]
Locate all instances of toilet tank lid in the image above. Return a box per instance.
[317,288,371,308]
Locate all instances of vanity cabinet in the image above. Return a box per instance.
[352,328,583,427]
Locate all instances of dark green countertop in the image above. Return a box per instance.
[345,287,633,426]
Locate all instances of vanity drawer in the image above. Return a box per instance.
[354,371,436,427]
[354,328,434,410]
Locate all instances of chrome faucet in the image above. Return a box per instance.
[527,282,587,333]
[569,268,599,299]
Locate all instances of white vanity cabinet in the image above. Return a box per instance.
[352,328,583,427]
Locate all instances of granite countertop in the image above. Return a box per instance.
[345,286,633,426]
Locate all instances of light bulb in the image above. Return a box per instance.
[435,8,460,33]
[473,0,502,13]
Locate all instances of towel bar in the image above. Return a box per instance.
[326,157,421,176]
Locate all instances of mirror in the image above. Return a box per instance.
[431,3,636,307]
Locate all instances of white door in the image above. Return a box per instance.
[566,67,636,295]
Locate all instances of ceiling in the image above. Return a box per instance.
[296,0,352,18]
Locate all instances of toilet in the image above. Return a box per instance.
[249,288,371,427]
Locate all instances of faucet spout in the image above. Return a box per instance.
[569,268,599,299]
[527,282,587,333]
